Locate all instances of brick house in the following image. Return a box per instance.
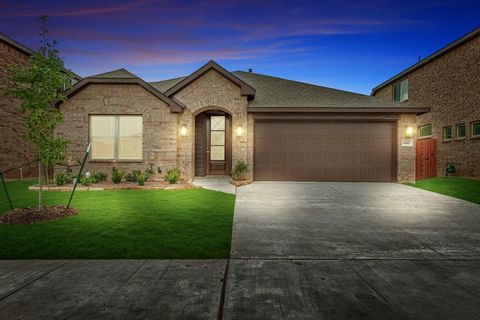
[372,28,480,178]
[56,61,429,182]
[0,33,80,178]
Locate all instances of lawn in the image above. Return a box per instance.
[0,180,235,259]
[405,177,480,204]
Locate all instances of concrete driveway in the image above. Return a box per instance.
[225,182,480,320]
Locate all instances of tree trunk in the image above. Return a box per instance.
[38,160,43,211]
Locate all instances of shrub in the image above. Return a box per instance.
[80,176,95,186]
[91,171,107,183]
[231,160,248,181]
[145,163,154,180]
[137,173,146,186]
[111,167,124,184]
[164,168,181,184]
[55,172,72,186]
[125,170,141,182]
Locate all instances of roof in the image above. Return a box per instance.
[0,32,82,81]
[150,70,428,113]
[372,27,480,95]
[56,68,184,112]
[163,61,256,98]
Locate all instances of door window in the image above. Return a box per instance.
[210,116,225,161]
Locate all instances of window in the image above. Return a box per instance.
[418,124,432,138]
[443,126,452,141]
[456,123,466,139]
[210,116,225,161]
[393,79,408,102]
[472,121,480,138]
[90,115,142,160]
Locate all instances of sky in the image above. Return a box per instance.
[1,0,479,94]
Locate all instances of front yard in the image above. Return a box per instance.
[405,177,480,204]
[0,180,235,259]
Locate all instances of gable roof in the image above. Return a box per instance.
[150,70,429,113]
[0,32,82,81]
[56,68,184,112]
[163,60,256,98]
[371,27,480,95]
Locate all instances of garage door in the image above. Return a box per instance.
[254,120,394,181]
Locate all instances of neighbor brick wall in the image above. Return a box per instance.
[56,84,178,179]
[173,69,249,181]
[374,35,480,177]
[0,41,38,179]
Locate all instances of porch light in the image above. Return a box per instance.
[180,124,188,137]
[405,126,414,138]
[236,125,244,137]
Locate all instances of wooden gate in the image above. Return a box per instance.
[416,139,437,180]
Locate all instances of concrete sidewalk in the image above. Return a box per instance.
[0,260,226,320]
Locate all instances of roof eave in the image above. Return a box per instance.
[371,27,480,95]
[55,77,184,112]
[247,106,431,114]
[164,60,256,98]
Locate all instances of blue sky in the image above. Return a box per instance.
[1,0,479,94]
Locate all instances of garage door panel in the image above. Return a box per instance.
[254,120,394,181]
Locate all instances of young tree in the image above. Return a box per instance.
[4,16,69,210]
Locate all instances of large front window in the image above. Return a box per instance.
[90,115,143,160]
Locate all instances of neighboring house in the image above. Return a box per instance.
[372,27,480,178]
[0,32,81,178]
[55,61,429,182]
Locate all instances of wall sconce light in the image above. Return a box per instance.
[180,124,188,137]
[236,125,244,137]
[405,126,414,138]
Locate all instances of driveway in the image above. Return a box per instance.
[225,182,480,320]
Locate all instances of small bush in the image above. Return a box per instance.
[55,172,72,186]
[91,171,107,183]
[145,163,154,180]
[111,167,124,184]
[80,176,95,186]
[164,168,181,184]
[137,173,146,186]
[231,160,248,181]
[125,170,141,182]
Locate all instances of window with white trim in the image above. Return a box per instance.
[456,123,466,140]
[90,115,143,160]
[472,121,480,138]
[418,124,432,138]
[393,79,408,102]
[443,126,452,141]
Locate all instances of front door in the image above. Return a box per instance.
[207,115,229,175]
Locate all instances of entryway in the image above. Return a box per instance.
[195,110,232,176]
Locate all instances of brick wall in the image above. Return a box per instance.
[173,69,249,180]
[56,84,178,179]
[0,41,38,179]
[373,36,480,177]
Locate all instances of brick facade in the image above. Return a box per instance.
[56,84,178,179]
[0,41,38,179]
[55,68,417,183]
[373,35,480,177]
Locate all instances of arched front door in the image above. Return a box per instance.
[195,110,232,176]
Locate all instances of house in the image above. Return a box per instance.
[372,27,480,178]
[55,61,429,182]
[0,33,81,178]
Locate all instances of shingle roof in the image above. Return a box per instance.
[149,71,409,109]
[91,68,138,79]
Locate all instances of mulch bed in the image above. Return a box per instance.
[0,206,78,225]
[28,180,196,192]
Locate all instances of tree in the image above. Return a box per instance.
[4,16,69,210]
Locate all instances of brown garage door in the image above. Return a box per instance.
[254,120,395,181]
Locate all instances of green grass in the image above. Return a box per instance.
[405,177,480,204]
[0,180,235,259]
